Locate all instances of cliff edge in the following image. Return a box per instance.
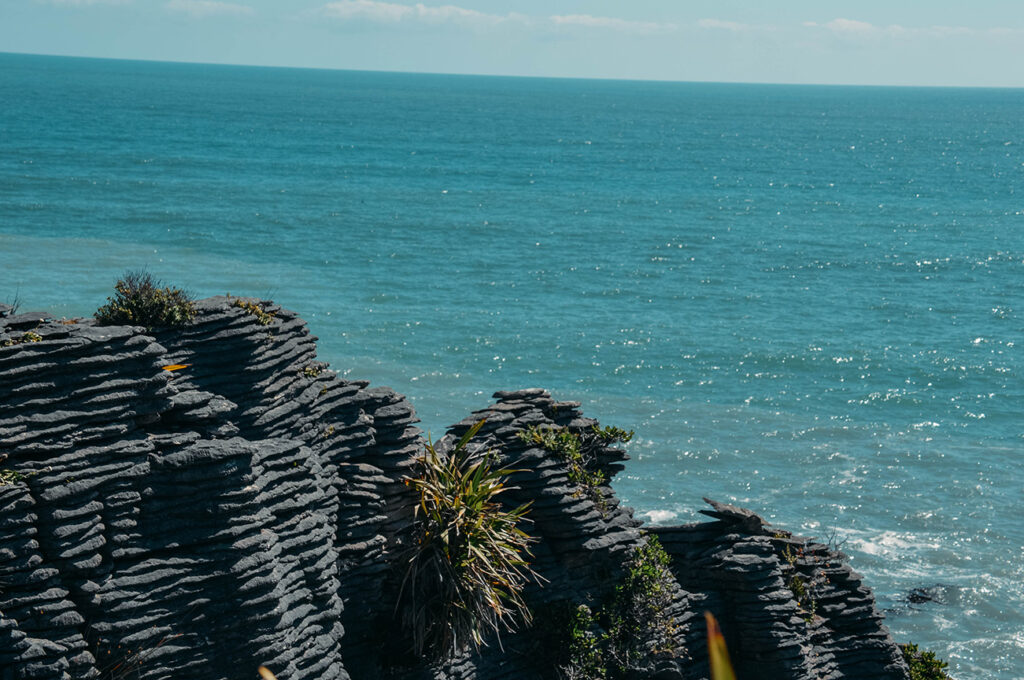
[0,297,912,679]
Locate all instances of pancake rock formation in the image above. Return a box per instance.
[0,297,914,679]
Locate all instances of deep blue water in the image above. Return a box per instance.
[1,52,1022,678]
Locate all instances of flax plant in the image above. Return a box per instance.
[400,420,538,660]
[705,612,737,680]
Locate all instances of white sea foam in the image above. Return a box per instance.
[641,509,678,524]
[848,529,942,557]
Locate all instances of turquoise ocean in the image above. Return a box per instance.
[1,52,1022,678]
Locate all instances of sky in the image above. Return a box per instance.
[2,0,1024,86]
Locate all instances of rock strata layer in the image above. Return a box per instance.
[1,298,911,679]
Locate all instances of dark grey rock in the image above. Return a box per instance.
[0,297,914,680]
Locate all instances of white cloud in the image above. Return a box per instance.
[319,1,518,28]
[697,18,759,32]
[930,25,975,37]
[550,14,675,34]
[36,0,131,6]
[812,18,998,40]
[319,3,677,33]
[313,5,1016,42]
[987,26,1024,36]
[416,4,504,26]
[165,0,253,17]
[824,18,879,34]
[321,0,412,22]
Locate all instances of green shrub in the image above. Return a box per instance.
[591,425,634,444]
[900,643,951,680]
[560,605,607,680]
[554,536,678,680]
[400,419,538,659]
[519,425,609,511]
[95,272,195,329]
[604,535,678,671]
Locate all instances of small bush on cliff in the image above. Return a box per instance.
[518,424,631,515]
[519,425,608,510]
[782,544,815,620]
[95,272,196,329]
[400,419,539,659]
[555,536,678,680]
[561,605,607,680]
[604,535,678,672]
[900,643,951,680]
[591,425,634,444]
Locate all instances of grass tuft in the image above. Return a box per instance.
[231,298,276,325]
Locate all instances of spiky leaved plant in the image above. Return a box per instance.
[400,419,538,660]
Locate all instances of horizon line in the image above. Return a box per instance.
[3,49,1023,91]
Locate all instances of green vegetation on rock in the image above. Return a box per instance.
[518,423,631,513]
[591,425,634,444]
[231,298,276,325]
[604,535,678,672]
[900,643,952,680]
[95,271,196,329]
[561,605,607,680]
[1,330,42,347]
[0,468,26,486]
[520,425,606,499]
[0,464,47,487]
[400,419,539,660]
[781,543,820,623]
[556,536,678,680]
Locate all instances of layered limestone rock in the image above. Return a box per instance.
[0,297,910,679]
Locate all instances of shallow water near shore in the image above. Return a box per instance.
[2,52,1023,678]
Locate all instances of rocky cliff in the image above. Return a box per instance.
[0,297,911,679]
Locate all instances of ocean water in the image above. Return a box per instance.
[1,52,1022,677]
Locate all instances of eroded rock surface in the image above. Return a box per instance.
[1,298,910,679]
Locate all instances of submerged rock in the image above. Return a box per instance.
[0,296,913,679]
